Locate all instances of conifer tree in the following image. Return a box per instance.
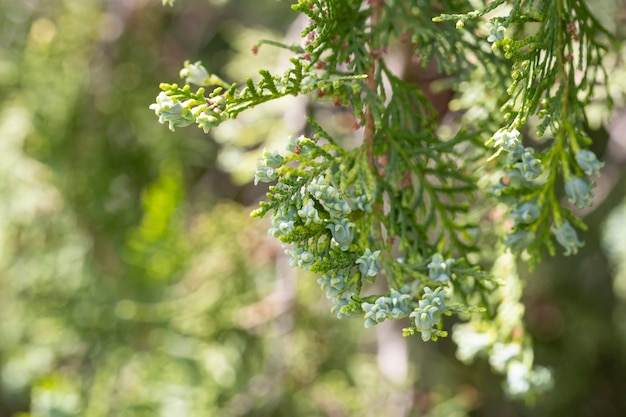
[152,0,617,399]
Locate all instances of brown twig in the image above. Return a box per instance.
[364,0,382,172]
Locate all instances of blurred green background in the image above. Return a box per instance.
[1,0,626,416]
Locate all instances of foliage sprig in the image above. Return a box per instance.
[152,0,617,399]
[439,0,615,266]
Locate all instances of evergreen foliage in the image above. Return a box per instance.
[153,0,618,400]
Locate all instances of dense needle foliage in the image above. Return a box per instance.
[151,0,620,401]
[2,0,626,416]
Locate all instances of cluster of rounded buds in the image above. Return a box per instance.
[298,199,322,225]
[410,287,446,341]
[362,299,389,328]
[488,130,601,256]
[511,148,541,181]
[488,129,542,183]
[287,246,315,270]
[150,87,228,134]
[489,128,542,186]
[486,22,507,50]
[179,61,210,86]
[330,292,360,319]
[427,253,455,284]
[253,148,289,186]
[326,218,355,251]
[253,135,389,329]
[262,149,284,168]
[268,208,296,239]
[565,176,594,209]
[550,221,583,255]
[254,158,278,185]
[356,248,381,278]
[347,194,371,212]
[362,288,412,328]
[491,128,521,152]
[149,92,195,131]
[317,272,348,298]
[576,150,604,176]
[307,175,351,217]
[253,139,383,322]
[510,202,540,225]
[194,110,222,133]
